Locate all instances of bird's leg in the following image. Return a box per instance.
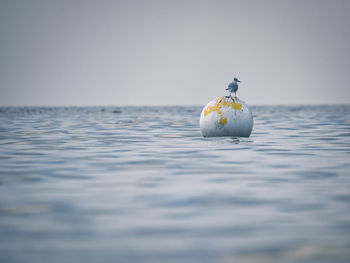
[230,93,235,102]
[235,92,237,99]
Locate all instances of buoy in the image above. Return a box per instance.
[200,96,253,137]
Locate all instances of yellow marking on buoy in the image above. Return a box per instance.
[203,97,242,118]
[219,116,227,125]
[232,103,242,110]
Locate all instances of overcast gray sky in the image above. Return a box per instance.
[1,0,349,106]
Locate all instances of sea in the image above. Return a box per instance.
[0,105,349,263]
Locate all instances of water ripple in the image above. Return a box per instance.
[0,105,349,263]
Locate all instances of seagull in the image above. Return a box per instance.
[226,77,241,101]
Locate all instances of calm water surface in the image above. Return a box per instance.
[0,105,350,263]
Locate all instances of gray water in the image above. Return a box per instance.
[0,105,350,263]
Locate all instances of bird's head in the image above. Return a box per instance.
[234,77,241,83]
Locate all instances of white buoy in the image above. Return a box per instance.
[200,96,253,137]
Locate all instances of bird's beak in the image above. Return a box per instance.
[237,80,241,82]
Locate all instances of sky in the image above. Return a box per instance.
[0,0,349,106]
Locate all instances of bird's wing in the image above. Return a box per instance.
[228,82,237,88]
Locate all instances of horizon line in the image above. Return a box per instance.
[0,103,349,107]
